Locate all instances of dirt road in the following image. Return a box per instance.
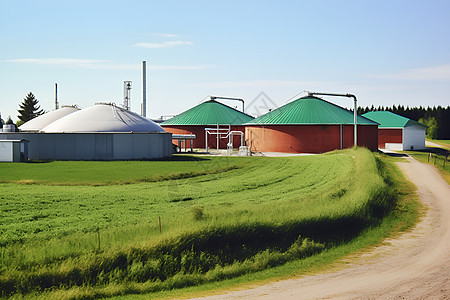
[197,157,450,299]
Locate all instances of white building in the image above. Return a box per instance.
[363,111,427,150]
[0,103,172,161]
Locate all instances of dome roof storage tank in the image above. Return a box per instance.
[19,106,80,132]
[245,96,379,153]
[41,103,165,133]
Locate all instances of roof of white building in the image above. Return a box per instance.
[19,106,79,132]
[362,111,427,128]
[41,103,165,133]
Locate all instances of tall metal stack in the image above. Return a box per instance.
[141,61,147,117]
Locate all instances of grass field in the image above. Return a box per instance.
[427,139,450,150]
[0,156,241,185]
[0,148,417,299]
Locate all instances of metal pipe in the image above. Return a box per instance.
[226,131,245,148]
[307,92,358,147]
[55,83,58,110]
[210,96,245,113]
[205,128,208,152]
[142,61,147,117]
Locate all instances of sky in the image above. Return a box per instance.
[1,0,450,122]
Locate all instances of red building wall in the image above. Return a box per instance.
[162,125,246,149]
[377,128,403,148]
[343,125,379,151]
[245,125,378,154]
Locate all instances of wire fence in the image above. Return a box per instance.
[426,152,449,171]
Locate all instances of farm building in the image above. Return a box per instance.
[245,96,379,153]
[0,103,172,160]
[161,99,254,149]
[362,111,427,150]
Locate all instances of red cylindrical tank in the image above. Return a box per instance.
[245,124,378,153]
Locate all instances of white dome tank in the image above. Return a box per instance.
[41,103,165,133]
[19,106,79,132]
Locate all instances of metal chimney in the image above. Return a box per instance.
[141,61,147,117]
[55,83,59,110]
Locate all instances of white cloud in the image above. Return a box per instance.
[134,41,194,48]
[149,33,178,38]
[2,58,210,71]
[3,58,108,65]
[369,63,450,80]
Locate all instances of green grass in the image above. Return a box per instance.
[0,156,244,185]
[437,140,450,145]
[0,148,418,299]
[428,139,450,148]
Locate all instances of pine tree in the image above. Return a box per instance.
[17,92,44,123]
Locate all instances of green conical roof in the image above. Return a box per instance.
[161,100,254,126]
[362,111,427,128]
[245,96,378,125]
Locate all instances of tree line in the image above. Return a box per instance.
[358,105,450,140]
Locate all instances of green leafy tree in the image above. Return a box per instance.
[17,92,43,123]
[419,117,438,139]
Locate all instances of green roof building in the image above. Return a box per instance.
[161,100,253,126]
[246,96,378,125]
[161,100,254,149]
[363,111,426,150]
[245,96,379,153]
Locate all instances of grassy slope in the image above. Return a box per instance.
[0,149,417,299]
[0,154,353,248]
[117,152,421,300]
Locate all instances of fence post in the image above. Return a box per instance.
[96,228,101,251]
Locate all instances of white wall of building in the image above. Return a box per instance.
[385,143,403,151]
[0,133,172,161]
[0,141,13,162]
[0,140,28,162]
[403,125,426,150]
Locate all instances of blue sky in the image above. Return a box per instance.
[1,0,449,122]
